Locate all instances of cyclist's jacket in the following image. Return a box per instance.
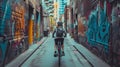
[52,26,66,38]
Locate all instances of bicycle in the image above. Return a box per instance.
[55,37,64,67]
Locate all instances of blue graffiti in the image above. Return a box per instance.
[0,0,12,64]
[87,1,110,53]
[87,8,98,46]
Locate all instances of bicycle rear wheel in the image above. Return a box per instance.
[58,45,61,67]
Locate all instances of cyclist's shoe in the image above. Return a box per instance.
[54,51,57,57]
[62,51,65,56]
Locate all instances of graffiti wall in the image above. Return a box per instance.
[72,0,120,66]
[0,0,43,66]
[12,2,25,40]
[0,0,29,66]
[0,0,12,66]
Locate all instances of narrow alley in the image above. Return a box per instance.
[0,0,120,67]
[6,34,110,67]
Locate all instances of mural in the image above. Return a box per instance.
[0,0,29,66]
[72,0,120,66]
[0,0,43,66]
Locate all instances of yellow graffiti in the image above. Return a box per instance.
[28,19,33,45]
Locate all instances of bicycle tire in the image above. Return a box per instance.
[58,43,61,67]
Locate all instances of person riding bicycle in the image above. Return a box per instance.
[52,22,66,57]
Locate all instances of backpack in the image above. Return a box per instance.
[56,27,64,37]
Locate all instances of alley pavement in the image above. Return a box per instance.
[6,33,110,67]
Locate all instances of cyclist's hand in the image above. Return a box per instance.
[52,36,54,38]
[64,36,67,38]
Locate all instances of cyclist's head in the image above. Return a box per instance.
[57,22,63,27]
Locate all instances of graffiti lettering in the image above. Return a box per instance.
[12,4,25,40]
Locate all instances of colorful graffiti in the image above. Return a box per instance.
[73,0,120,66]
[0,0,29,66]
[0,0,43,66]
[12,3,25,40]
[82,1,111,62]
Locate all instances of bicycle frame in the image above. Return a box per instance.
[56,37,64,67]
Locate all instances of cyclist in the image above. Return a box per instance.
[52,22,66,57]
